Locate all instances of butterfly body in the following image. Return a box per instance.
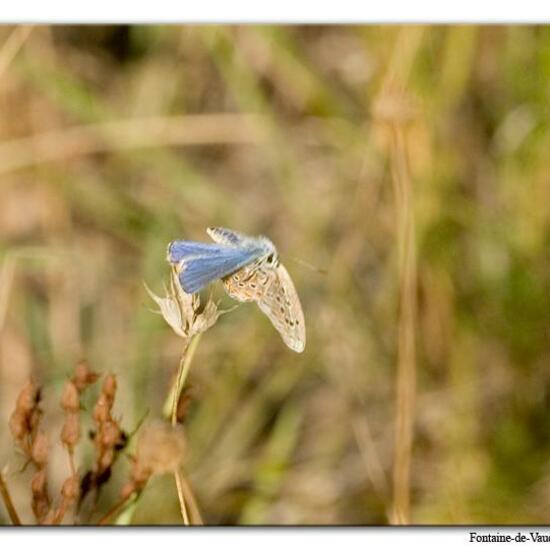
[167,227,306,353]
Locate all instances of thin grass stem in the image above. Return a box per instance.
[174,470,190,525]
[390,122,417,525]
[0,469,22,525]
[169,334,201,426]
[179,471,204,525]
[168,333,202,524]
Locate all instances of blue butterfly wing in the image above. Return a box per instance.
[168,240,263,294]
[207,227,249,247]
[167,241,232,263]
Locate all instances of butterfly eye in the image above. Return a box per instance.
[266,253,279,266]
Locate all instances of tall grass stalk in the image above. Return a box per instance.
[390,123,417,525]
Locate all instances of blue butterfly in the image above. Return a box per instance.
[166,227,306,352]
[167,227,275,294]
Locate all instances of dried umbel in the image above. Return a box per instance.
[136,420,186,476]
[145,266,227,339]
[120,420,186,500]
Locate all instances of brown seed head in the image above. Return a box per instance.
[135,420,187,477]
[99,448,115,471]
[31,468,47,495]
[93,394,110,423]
[16,380,40,414]
[31,469,50,522]
[9,410,27,442]
[101,420,122,448]
[73,361,99,391]
[31,431,49,467]
[61,412,80,450]
[61,474,80,502]
[61,381,80,412]
[102,374,117,403]
[28,408,42,432]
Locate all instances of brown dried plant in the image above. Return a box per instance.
[0,268,217,526]
[7,379,52,523]
[100,420,187,525]
[1,363,123,524]
[1,358,194,526]
[3,363,102,524]
[78,372,128,512]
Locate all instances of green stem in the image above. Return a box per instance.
[163,334,202,425]
[165,333,202,526]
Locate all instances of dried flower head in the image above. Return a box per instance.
[9,380,42,452]
[61,412,80,450]
[61,474,80,502]
[61,381,80,412]
[135,420,187,477]
[31,431,49,468]
[2,366,132,526]
[73,361,99,391]
[119,420,186,501]
[31,469,50,523]
[77,371,127,509]
[145,267,229,339]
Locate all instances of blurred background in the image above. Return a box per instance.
[0,25,549,525]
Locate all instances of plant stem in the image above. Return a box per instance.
[390,121,417,525]
[171,334,202,425]
[98,492,137,526]
[0,469,22,525]
[174,470,190,525]
[168,333,201,524]
[180,471,204,525]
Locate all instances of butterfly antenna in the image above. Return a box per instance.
[290,257,327,275]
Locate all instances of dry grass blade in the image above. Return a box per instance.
[0,25,33,81]
[371,27,423,526]
[389,122,417,525]
[0,114,266,176]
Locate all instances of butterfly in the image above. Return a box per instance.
[167,227,306,353]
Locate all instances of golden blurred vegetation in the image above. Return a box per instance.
[0,25,549,525]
